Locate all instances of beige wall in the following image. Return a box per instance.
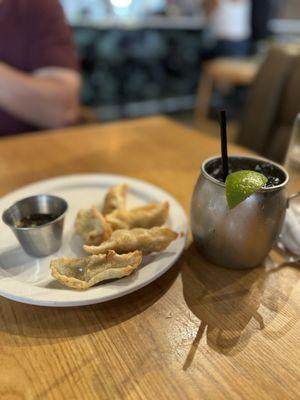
[280,0,300,19]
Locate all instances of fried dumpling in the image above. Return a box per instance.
[84,227,178,255]
[50,250,142,290]
[102,184,128,215]
[74,206,112,245]
[106,201,169,230]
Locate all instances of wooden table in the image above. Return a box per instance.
[0,116,299,400]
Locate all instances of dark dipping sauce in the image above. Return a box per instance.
[205,157,286,187]
[16,213,56,228]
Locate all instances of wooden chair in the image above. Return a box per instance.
[237,44,300,163]
[264,51,300,162]
[195,57,259,122]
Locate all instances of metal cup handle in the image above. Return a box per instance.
[287,190,300,208]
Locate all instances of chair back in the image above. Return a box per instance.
[237,45,297,162]
[264,54,300,162]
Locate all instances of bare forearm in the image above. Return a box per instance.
[0,63,79,129]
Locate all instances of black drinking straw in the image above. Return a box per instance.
[220,110,229,182]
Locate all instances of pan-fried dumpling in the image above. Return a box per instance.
[102,184,128,215]
[106,202,169,230]
[84,227,178,255]
[74,206,112,245]
[50,250,142,290]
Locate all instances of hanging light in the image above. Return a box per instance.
[110,0,132,8]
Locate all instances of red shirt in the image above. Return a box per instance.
[0,0,79,136]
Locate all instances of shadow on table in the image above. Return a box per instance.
[181,243,299,367]
[0,261,180,342]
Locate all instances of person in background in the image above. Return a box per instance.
[251,0,272,53]
[0,0,81,137]
[202,0,252,59]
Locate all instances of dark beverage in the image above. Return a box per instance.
[205,156,286,187]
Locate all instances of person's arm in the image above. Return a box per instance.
[0,63,80,129]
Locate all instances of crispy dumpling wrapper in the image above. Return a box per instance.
[74,206,112,245]
[102,184,128,215]
[50,250,142,290]
[84,227,178,255]
[106,201,169,230]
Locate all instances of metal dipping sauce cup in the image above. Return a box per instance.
[2,195,68,257]
[190,156,290,269]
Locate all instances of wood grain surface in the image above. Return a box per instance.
[0,116,299,400]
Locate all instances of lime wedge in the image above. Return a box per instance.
[225,170,268,209]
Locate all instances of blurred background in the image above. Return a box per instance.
[59,0,300,163]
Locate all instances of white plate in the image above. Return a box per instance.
[0,174,187,307]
